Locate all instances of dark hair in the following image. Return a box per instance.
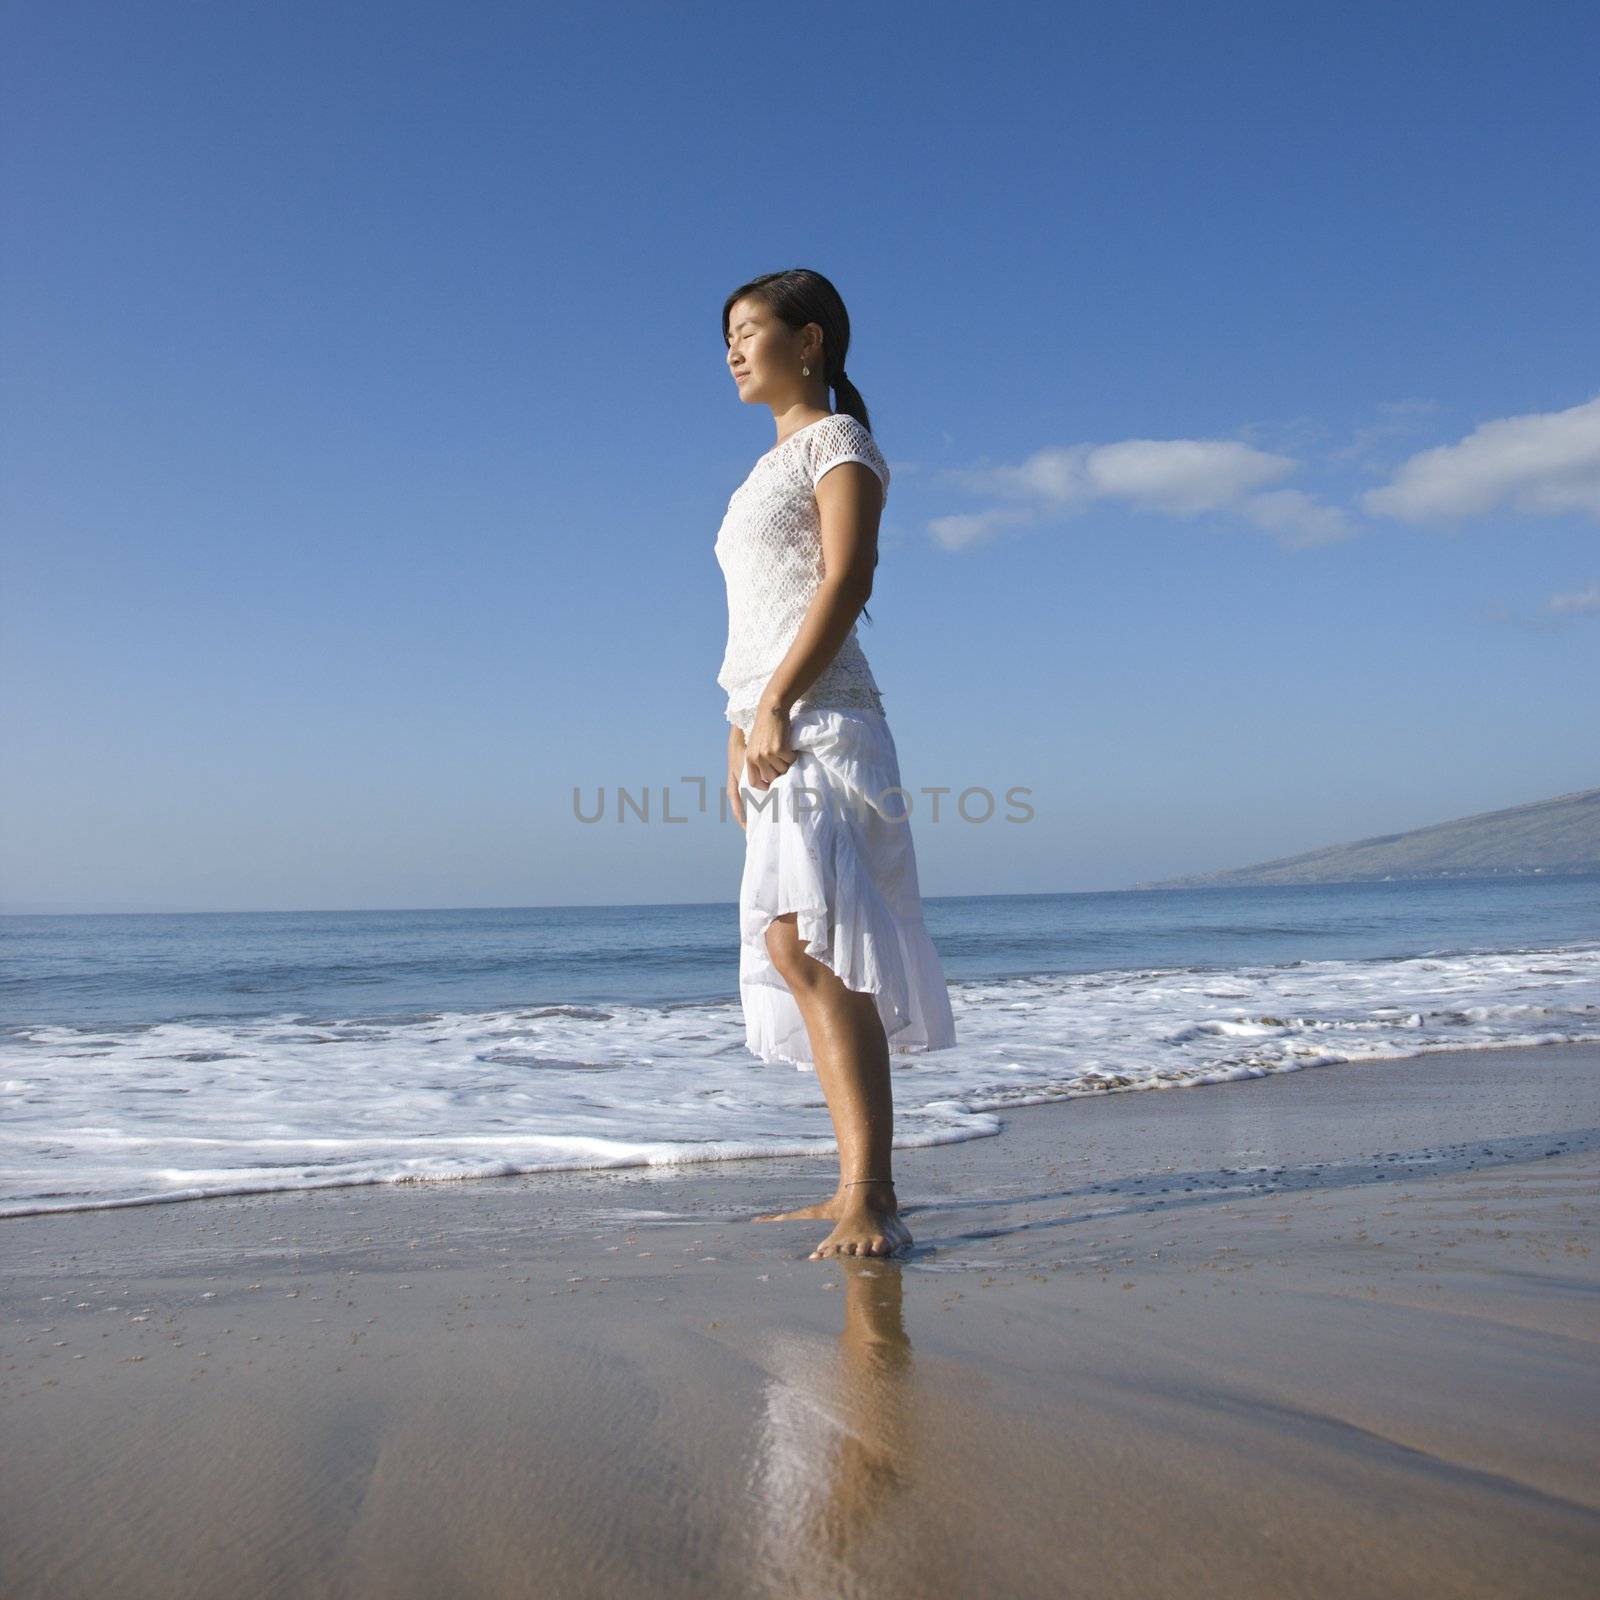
[722,267,878,623]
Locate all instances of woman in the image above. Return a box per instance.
[715,268,957,1261]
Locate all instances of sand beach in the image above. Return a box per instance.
[4,1041,1597,1598]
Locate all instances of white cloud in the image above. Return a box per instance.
[926,506,1039,552]
[1237,489,1356,549]
[938,436,1349,549]
[1548,581,1600,615]
[1363,395,1600,523]
[979,438,1295,512]
[1084,439,1297,513]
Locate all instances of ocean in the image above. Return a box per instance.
[3,875,1597,1218]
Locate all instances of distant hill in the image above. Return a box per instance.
[1136,787,1600,889]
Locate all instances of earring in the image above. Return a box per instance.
[801,364,810,377]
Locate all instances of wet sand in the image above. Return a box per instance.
[3,1042,1597,1598]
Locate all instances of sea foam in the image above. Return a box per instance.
[2,941,1596,1216]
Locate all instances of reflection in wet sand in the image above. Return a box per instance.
[749,1262,917,1591]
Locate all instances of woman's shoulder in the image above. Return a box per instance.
[804,412,889,490]
[810,411,875,445]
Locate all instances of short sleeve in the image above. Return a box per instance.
[805,415,889,503]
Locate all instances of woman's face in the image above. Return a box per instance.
[726,296,811,407]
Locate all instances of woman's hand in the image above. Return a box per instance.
[743,701,798,791]
[727,725,748,832]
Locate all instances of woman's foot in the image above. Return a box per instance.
[810,1196,912,1259]
[752,1183,913,1256]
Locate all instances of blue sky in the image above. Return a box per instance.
[3,0,1597,913]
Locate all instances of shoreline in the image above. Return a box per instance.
[4,1041,1597,1597]
[7,1030,1600,1221]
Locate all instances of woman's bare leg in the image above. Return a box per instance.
[751,912,912,1258]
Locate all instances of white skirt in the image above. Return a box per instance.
[737,704,958,1068]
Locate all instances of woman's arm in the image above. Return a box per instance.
[743,463,883,788]
[727,722,747,831]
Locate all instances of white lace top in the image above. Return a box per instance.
[714,413,890,734]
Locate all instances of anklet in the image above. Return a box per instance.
[844,1177,894,1187]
